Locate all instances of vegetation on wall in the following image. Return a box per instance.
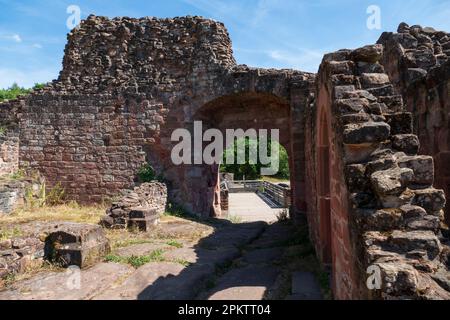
[0,83,46,102]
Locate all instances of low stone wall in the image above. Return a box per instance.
[101,182,167,230]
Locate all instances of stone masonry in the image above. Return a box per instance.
[0,16,448,299]
[100,181,167,231]
[378,23,450,225]
[306,44,449,299]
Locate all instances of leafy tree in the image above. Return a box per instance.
[221,137,290,181]
[0,83,46,102]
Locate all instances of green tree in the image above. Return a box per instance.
[221,137,290,181]
[0,83,46,102]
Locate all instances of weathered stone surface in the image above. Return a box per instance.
[398,155,434,185]
[0,262,133,300]
[0,16,448,301]
[375,262,419,296]
[44,222,110,268]
[391,134,420,155]
[361,73,390,88]
[389,230,441,259]
[93,262,186,300]
[343,122,391,144]
[101,182,167,231]
[412,188,446,215]
[162,246,240,266]
[371,167,414,196]
[203,265,280,300]
[351,45,384,63]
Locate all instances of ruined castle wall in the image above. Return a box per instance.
[379,23,450,224]
[307,45,450,299]
[0,100,21,176]
[19,15,315,216]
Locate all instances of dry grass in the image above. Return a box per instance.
[0,202,106,228]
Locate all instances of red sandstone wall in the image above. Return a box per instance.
[0,100,21,176]
[379,24,450,225]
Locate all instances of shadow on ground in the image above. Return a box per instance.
[135,217,326,300]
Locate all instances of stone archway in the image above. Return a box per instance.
[187,92,295,218]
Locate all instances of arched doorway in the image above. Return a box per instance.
[190,92,297,219]
[317,107,332,265]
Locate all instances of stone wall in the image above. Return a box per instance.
[306,44,450,299]
[379,23,450,224]
[0,99,21,177]
[18,15,315,218]
[101,182,168,229]
[3,15,449,299]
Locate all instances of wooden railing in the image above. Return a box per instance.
[226,180,291,208]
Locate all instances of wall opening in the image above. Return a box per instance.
[191,92,297,220]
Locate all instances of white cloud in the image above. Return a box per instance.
[0,68,58,89]
[32,43,42,49]
[0,33,22,43]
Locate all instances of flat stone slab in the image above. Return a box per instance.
[0,262,133,300]
[138,264,215,300]
[200,222,266,250]
[114,243,172,258]
[204,265,279,300]
[291,272,323,300]
[163,247,240,266]
[241,247,284,264]
[247,223,296,249]
[93,262,185,300]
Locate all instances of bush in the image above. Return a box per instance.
[137,164,156,182]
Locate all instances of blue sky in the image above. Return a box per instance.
[1,0,450,89]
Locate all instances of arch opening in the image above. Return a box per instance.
[189,92,297,221]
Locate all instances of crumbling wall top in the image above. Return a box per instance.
[53,15,236,94]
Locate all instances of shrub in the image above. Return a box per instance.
[137,164,156,182]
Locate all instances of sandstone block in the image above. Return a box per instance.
[351,45,384,63]
[371,167,414,196]
[44,222,110,268]
[343,122,391,144]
